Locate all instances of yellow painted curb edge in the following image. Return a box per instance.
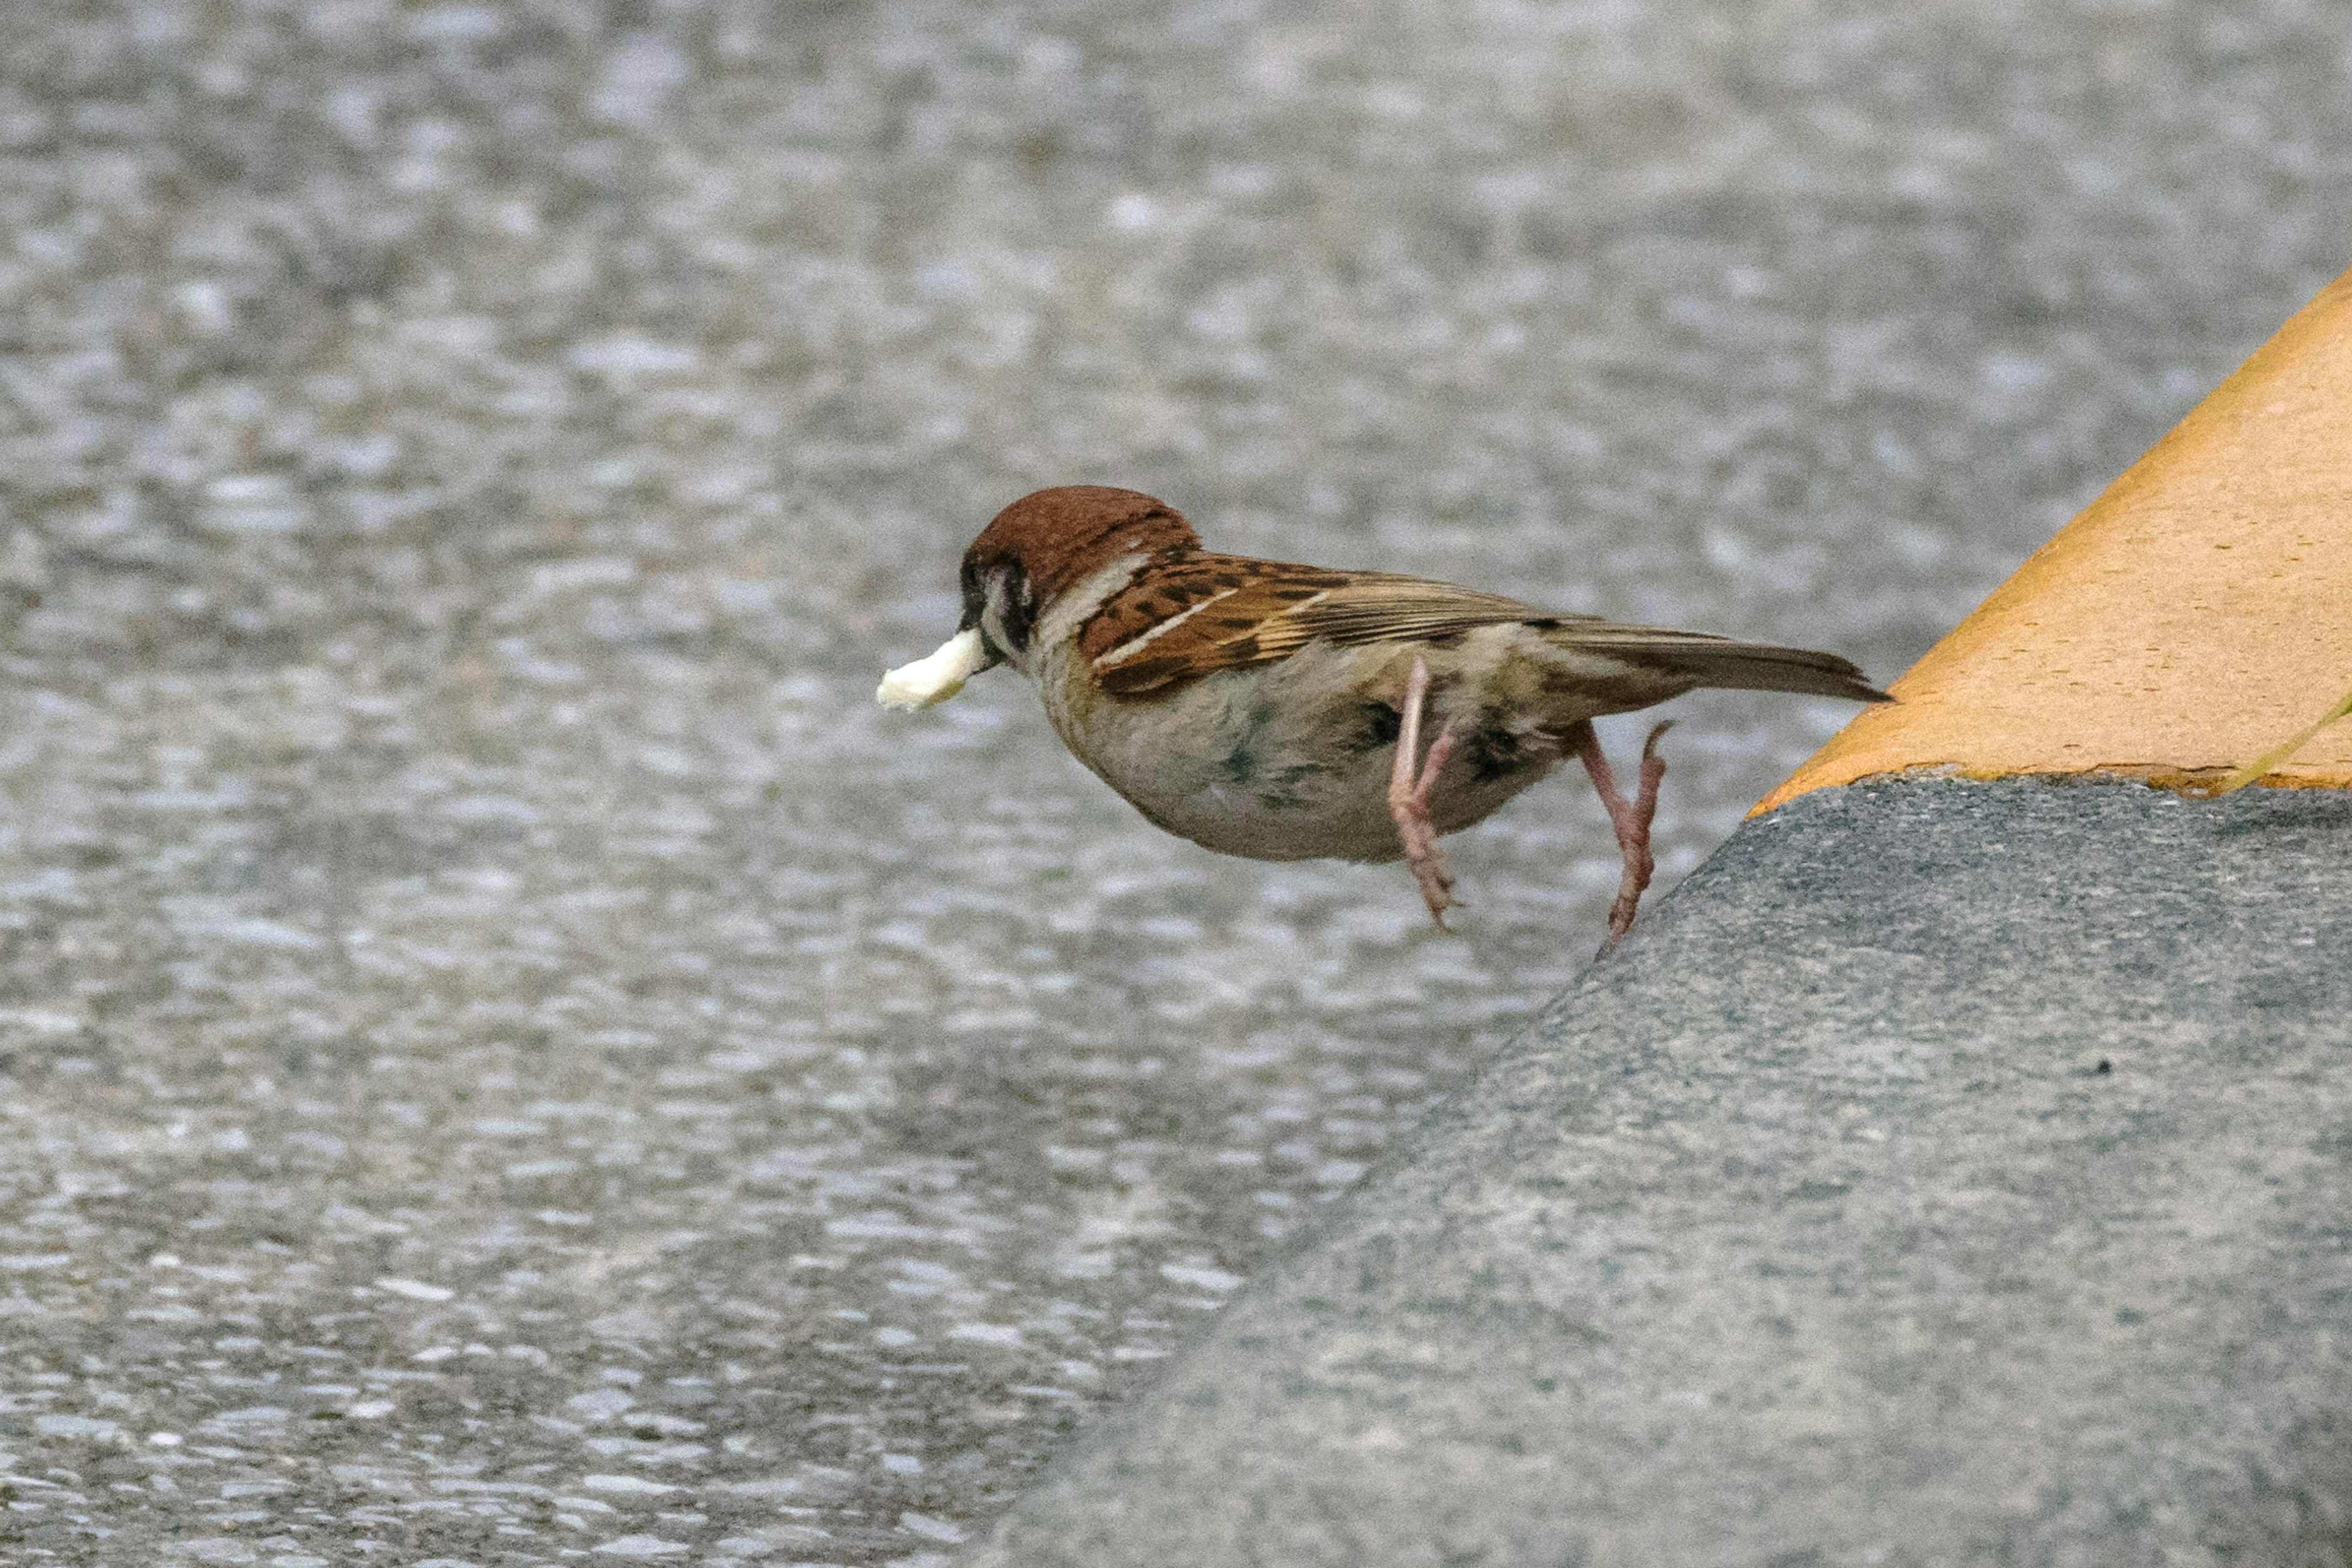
[1754,265,2352,817]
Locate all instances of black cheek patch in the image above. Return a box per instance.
[1360,703,1403,749]
[959,557,989,630]
[993,566,1037,654]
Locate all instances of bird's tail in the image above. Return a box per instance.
[1537,621,1891,705]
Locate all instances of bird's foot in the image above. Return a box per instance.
[1575,720,1673,948]
[1389,658,1461,929]
[1395,743,1460,927]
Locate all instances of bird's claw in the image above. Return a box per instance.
[1389,658,1463,930]
[1579,719,1673,950]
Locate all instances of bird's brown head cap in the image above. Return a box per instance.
[959,486,1199,652]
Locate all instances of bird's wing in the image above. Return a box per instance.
[1084,556,1564,698]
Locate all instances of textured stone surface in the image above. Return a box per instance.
[971,780,2352,1567]
[2,0,2350,1562]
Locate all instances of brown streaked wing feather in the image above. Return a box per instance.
[1080,552,1888,704]
[1089,557,1563,698]
[1286,572,1574,646]
[1075,556,1327,665]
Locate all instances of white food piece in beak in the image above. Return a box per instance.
[876,627,991,710]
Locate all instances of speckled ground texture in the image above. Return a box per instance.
[971,781,2352,1568]
[0,1,2346,1564]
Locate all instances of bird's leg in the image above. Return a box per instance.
[1387,657,1461,929]
[1571,719,1673,946]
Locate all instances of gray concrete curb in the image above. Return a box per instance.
[965,780,2352,1567]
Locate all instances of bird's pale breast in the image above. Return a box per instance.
[1038,631,1562,863]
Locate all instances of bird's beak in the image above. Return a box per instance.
[876,626,1000,710]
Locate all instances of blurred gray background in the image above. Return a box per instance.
[0,1,2345,1564]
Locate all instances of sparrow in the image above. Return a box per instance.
[878,486,1888,942]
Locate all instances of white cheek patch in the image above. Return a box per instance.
[876,627,992,710]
